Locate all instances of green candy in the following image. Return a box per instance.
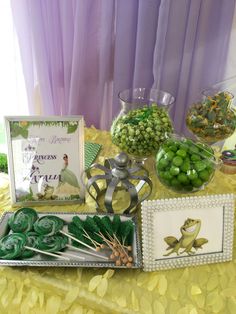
[37,234,68,252]
[165,151,175,160]
[111,104,173,157]
[156,136,216,192]
[187,169,198,180]
[180,161,191,172]
[194,161,206,172]
[176,149,187,158]
[169,166,180,176]
[8,207,38,233]
[34,216,65,236]
[0,233,26,260]
[163,171,174,181]
[158,158,169,168]
[186,91,236,143]
[199,170,210,182]
[177,173,189,185]
[191,178,203,188]
[21,232,38,258]
[172,156,183,166]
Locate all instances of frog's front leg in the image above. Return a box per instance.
[164,241,181,256]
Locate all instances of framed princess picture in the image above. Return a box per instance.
[5,116,85,206]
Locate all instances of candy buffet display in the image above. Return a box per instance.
[155,136,218,192]
[186,91,236,144]
[0,208,141,268]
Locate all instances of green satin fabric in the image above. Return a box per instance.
[0,127,235,314]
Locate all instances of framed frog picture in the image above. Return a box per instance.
[141,194,235,271]
[5,116,85,206]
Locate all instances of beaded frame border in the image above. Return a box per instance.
[141,194,235,272]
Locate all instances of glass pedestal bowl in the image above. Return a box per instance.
[111,88,175,162]
[155,135,220,193]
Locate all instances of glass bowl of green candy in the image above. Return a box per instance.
[111,88,174,159]
[155,135,220,193]
[186,90,236,145]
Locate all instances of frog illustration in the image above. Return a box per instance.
[37,184,57,200]
[164,218,208,256]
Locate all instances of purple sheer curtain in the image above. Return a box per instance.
[11,0,236,133]
[153,0,236,134]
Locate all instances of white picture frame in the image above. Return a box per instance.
[141,194,235,271]
[5,116,85,206]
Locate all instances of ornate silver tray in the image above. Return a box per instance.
[0,212,142,268]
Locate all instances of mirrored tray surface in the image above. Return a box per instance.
[0,212,142,269]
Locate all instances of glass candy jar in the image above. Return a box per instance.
[186,86,236,145]
[111,88,175,159]
[155,135,220,193]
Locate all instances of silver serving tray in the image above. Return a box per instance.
[0,212,142,268]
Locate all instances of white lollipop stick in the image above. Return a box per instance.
[67,244,109,261]
[24,245,69,260]
[59,230,97,252]
[56,250,85,260]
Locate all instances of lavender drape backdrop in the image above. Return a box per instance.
[11,0,236,133]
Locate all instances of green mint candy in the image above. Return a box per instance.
[177,173,189,184]
[158,158,169,168]
[187,169,198,180]
[191,178,203,188]
[199,169,210,182]
[180,161,191,172]
[165,151,175,160]
[176,149,187,158]
[194,161,207,172]
[172,156,183,166]
[169,166,180,176]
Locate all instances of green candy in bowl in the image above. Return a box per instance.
[155,135,219,192]
[111,88,174,160]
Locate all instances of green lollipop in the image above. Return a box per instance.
[8,207,38,233]
[34,216,65,236]
[21,232,38,258]
[36,234,68,252]
[0,233,26,259]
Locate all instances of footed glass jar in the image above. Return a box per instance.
[186,85,236,144]
[155,135,220,193]
[111,88,175,159]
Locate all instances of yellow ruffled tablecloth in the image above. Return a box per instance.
[0,127,236,314]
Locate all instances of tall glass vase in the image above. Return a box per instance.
[111,88,175,164]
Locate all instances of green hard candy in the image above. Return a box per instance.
[156,136,216,192]
[111,104,173,157]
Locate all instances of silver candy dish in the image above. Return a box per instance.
[0,212,142,268]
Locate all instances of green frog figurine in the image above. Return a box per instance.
[164,218,208,256]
